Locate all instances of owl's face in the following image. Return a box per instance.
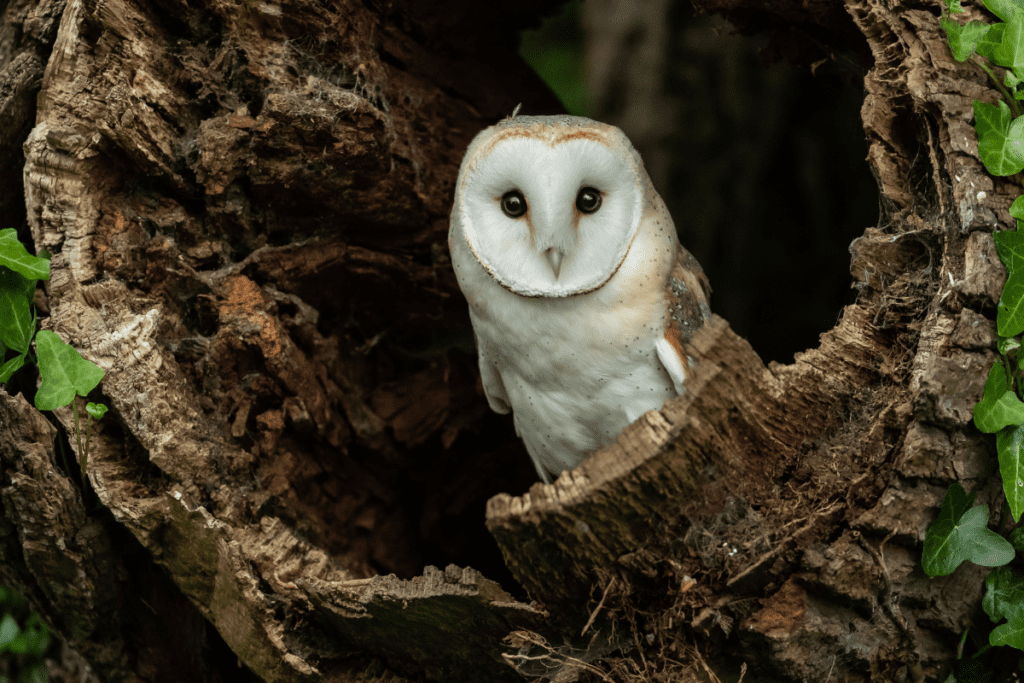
[451,116,647,298]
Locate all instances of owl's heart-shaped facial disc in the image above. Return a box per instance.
[451,116,645,298]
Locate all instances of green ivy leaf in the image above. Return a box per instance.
[26,615,48,658]
[924,483,973,573]
[0,353,26,384]
[984,566,1024,622]
[994,230,1024,338]
[1000,272,1024,336]
[974,99,1024,176]
[975,362,1024,432]
[998,423,1024,521]
[1011,526,1024,551]
[946,481,975,518]
[995,225,1024,273]
[984,0,1023,24]
[7,613,48,656]
[86,402,108,421]
[0,264,35,303]
[991,608,1024,649]
[0,269,34,355]
[942,16,992,61]
[944,0,964,12]
[996,17,1024,76]
[0,229,48,281]
[1012,196,1024,221]
[1009,68,1024,91]
[0,613,19,651]
[995,228,1024,274]
[34,330,105,411]
[979,23,1008,60]
[923,484,1015,577]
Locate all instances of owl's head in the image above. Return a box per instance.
[450,115,650,298]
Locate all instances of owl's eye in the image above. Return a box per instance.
[576,187,602,214]
[500,190,527,218]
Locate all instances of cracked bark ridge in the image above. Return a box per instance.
[0,392,124,672]
[301,566,546,682]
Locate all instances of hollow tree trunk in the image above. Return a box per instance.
[0,0,1009,681]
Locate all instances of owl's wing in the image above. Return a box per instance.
[656,243,712,395]
[476,335,512,414]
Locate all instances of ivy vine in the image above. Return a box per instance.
[918,0,1024,675]
[0,228,107,490]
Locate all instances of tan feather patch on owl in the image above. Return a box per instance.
[665,243,712,346]
[476,123,619,159]
[554,129,605,144]
[662,324,690,374]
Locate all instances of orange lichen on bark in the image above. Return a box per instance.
[217,275,283,357]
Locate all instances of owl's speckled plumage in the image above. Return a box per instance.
[449,115,711,483]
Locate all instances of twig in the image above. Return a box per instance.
[500,634,615,683]
[956,627,969,659]
[72,400,87,492]
[338,578,375,587]
[84,407,93,484]
[727,501,841,587]
[632,628,649,674]
[691,643,722,683]
[581,576,616,636]
[853,530,913,642]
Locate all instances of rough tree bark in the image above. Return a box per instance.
[0,0,1010,681]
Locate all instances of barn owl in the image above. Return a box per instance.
[449,114,711,483]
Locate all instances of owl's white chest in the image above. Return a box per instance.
[474,290,673,473]
[452,217,677,479]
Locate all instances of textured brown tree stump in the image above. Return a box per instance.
[487,316,803,612]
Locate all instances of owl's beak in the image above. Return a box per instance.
[544,248,564,279]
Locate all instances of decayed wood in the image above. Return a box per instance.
[1,383,548,682]
[0,0,65,232]
[301,567,547,683]
[486,316,797,611]
[485,303,897,609]
[0,391,124,673]
[30,260,550,683]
